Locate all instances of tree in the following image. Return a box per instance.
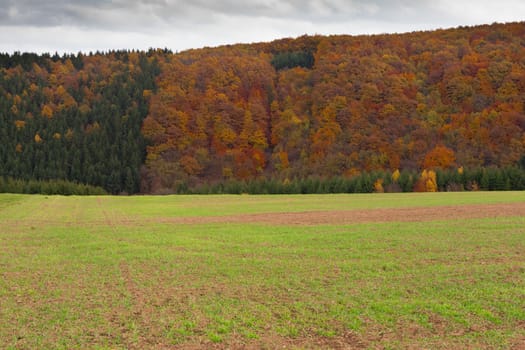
[422,145,456,169]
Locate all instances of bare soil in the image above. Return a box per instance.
[159,203,525,226]
[5,202,523,229]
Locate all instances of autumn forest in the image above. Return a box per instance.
[1,22,524,194]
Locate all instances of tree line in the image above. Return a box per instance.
[0,177,106,195]
[156,166,525,194]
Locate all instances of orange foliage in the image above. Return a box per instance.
[374,179,384,193]
[391,169,400,182]
[14,120,26,130]
[278,151,290,169]
[41,104,54,119]
[422,145,456,169]
[139,22,525,187]
[179,155,203,175]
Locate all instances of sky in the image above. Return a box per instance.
[1,0,524,54]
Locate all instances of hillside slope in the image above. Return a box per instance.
[0,51,159,193]
[0,22,524,193]
[142,22,525,192]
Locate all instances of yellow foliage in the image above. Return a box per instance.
[13,94,22,105]
[374,178,384,193]
[428,170,436,182]
[79,104,92,115]
[391,169,400,182]
[279,151,289,169]
[29,83,39,93]
[222,167,233,178]
[143,89,153,99]
[48,74,57,85]
[415,169,437,192]
[426,178,437,192]
[56,85,67,97]
[218,126,237,146]
[15,143,22,153]
[416,103,427,113]
[380,103,396,117]
[32,63,47,79]
[41,104,54,118]
[423,169,437,192]
[53,133,61,140]
[65,128,74,141]
[34,133,43,143]
[85,122,101,134]
[458,166,464,175]
[57,93,77,111]
[251,129,268,149]
[14,120,26,130]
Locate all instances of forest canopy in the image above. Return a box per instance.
[1,23,524,194]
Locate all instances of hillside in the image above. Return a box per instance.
[1,22,524,193]
[0,51,160,193]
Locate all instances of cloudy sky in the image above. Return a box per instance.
[1,0,524,54]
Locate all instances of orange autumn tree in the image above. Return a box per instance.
[422,145,456,169]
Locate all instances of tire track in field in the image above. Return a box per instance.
[117,262,171,349]
[97,197,117,231]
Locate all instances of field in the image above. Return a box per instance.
[0,192,524,349]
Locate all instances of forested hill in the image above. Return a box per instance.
[1,22,525,194]
[0,51,161,193]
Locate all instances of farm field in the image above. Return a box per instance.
[0,192,524,349]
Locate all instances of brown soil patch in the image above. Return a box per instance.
[159,203,525,226]
[3,202,523,229]
[170,331,368,350]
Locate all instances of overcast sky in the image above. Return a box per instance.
[1,0,524,54]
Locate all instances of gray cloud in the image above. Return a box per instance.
[0,0,523,53]
[0,0,463,27]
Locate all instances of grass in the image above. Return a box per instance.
[0,192,524,348]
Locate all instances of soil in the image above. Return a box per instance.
[5,201,523,229]
[159,202,525,226]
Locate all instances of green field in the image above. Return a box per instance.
[1,192,524,349]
